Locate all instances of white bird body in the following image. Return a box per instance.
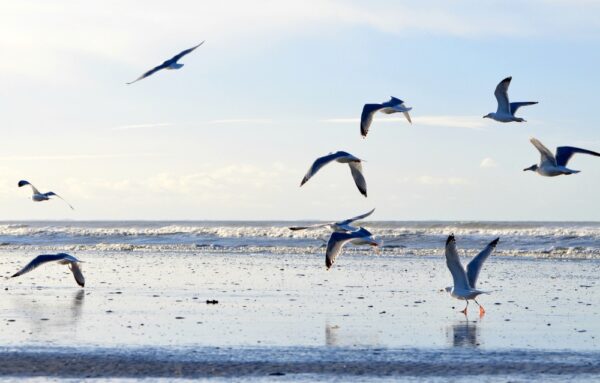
[361,97,412,138]
[524,137,600,177]
[444,234,499,315]
[484,77,537,123]
[18,180,74,210]
[325,227,381,269]
[300,151,368,197]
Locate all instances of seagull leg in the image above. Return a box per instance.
[460,300,468,315]
[475,299,485,316]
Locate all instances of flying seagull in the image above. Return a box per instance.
[361,97,412,137]
[289,208,375,232]
[300,151,367,197]
[127,41,205,84]
[483,77,537,122]
[12,253,85,287]
[524,138,600,176]
[325,227,381,269]
[18,180,74,210]
[444,234,499,316]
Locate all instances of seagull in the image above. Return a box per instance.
[127,41,205,84]
[444,234,499,316]
[524,138,600,176]
[483,77,537,122]
[289,208,375,232]
[300,151,367,197]
[12,253,85,287]
[361,97,412,137]
[325,227,381,269]
[18,180,74,210]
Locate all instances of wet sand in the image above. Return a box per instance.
[0,249,599,380]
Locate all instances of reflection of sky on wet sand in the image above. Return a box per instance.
[446,319,481,348]
[0,250,598,351]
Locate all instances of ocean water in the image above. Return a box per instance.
[0,220,599,259]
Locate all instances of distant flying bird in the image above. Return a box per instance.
[361,97,412,137]
[18,180,74,210]
[444,234,499,315]
[12,253,85,287]
[483,77,537,122]
[127,41,205,84]
[300,151,367,197]
[524,138,600,176]
[325,227,381,269]
[289,208,375,232]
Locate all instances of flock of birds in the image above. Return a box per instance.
[11,42,600,315]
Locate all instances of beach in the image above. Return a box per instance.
[0,221,598,381]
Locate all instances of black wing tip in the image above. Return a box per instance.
[446,233,455,246]
[300,178,307,186]
[17,180,29,187]
[490,237,500,247]
[10,272,20,278]
[502,76,512,82]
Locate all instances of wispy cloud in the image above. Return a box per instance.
[322,115,485,130]
[0,153,161,161]
[207,119,273,124]
[480,157,498,168]
[112,123,173,131]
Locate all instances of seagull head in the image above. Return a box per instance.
[523,164,538,172]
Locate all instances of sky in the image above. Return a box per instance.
[1,0,600,221]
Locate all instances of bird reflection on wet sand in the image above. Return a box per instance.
[447,320,481,348]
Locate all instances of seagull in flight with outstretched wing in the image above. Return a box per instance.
[289,208,375,232]
[300,151,368,197]
[483,77,537,122]
[325,227,381,269]
[524,137,600,176]
[444,234,499,316]
[12,253,85,287]
[127,41,205,84]
[361,97,412,138]
[18,180,74,210]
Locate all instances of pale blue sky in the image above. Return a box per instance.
[1,0,600,220]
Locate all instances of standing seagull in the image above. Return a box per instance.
[361,97,412,137]
[127,41,205,84]
[289,208,375,232]
[444,234,499,315]
[12,253,85,287]
[300,151,367,197]
[18,180,74,210]
[325,227,381,269]
[524,137,600,176]
[483,77,537,122]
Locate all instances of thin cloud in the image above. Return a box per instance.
[207,119,273,124]
[112,123,173,131]
[480,157,498,168]
[322,115,486,130]
[0,153,162,161]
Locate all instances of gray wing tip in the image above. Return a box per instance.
[446,233,455,246]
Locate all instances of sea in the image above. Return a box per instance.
[0,220,598,259]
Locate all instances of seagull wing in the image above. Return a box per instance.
[300,152,346,186]
[68,262,85,287]
[494,77,512,114]
[509,102,537,116]
[288,223,332,231]
[44,192,75,210]
[402,110,412,124]
[348,161,367,197]
[466,237,499,289]
[361,104,384,137]
[126,63,168,84]
[12,253,75,278]
[444,235,471,290]
[169,41,205,63]
[339,208,375,226]
[530,137,557,167]
[325,232,356,269]
[18,180,41,195]
[555,146,600,167]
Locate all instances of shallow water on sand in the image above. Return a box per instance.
[0,246,599,380]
